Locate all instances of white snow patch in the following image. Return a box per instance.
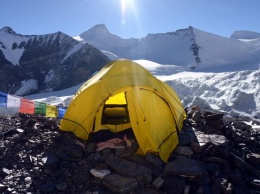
[15,79,38,96]
[0,30,30,66]
[61,42,84,62]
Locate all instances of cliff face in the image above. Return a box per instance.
[0,27,110,95]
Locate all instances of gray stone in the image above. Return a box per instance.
[129,154,154,170]
[203,156,227,165]
[0,168,10,178]
[152,176,164,189]
[85,143,96,153]
[174,146,193,156]
[195,133,211,147]
[204,112,224,121]
[191,111,201,122]
[206,119,224,130]
[246,152,260,164]
[56,183,67,191]
[229,152,260,177]
[162,175,186,194]
[38,183,56,192]
[190,142,203,154]
[105,156,152,184]
[164,156,204,177]
[103,173,138,193]
[178,131,192,146]
[232,121,252,131]
[214,177,233,194]
[209,134,227,146]
[65,145,83,158]
[0,184,8,193]
[72,169,90,186]
[145,152,165,167]
[43,154,58,174]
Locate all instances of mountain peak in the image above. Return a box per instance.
[0,26,17,35]
[94,24,108,30]
[87,24,109,34]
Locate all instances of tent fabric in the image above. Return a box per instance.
[7,94,21,108]
[46,105,58,118]
[60,59,186,162]
[35,102,47,115]
[19,98,35,114]
[0,92,7,107]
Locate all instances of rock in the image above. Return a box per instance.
[229,152,260,177]
[204,111,224,121]
[232,121,252,131]
[214,177,234,194]
[0,109,260,193]
[56,183,67,191]
[178,131,192,146]
[90,169,111,179]
[85,143,96,153]
[65,145,83,158]
[129,154,154,170]
[72,169,90,186]
[190,142,203,154]
[0,168,10,178]
[202,156,227,166]
[174,145,194,156]
[0,184,8,193]
[247,177,260,190]
[43,154,58,174]
[102,173,138,193]
[246,152,260,164]
[161,175,186,194]
[105,156,152,184]
[145,152,165,167]
[164,156,204,177]
[38,183,56,192]
[152,176,164,189]
[191,111,201,122]
[206,119,224,130]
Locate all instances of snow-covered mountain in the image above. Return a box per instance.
[24,59,260,121]
[0,27,110,95]
[1,24,260,119]
[78,24,260,72]
[231,30,260,40]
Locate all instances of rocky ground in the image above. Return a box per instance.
[0,107,260,194]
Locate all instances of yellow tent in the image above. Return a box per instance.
[60,59,186,162]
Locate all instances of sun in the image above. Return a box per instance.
[119,0,136,24]
[121,0,129,16]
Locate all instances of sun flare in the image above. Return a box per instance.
[121,0,127,15]
[119,0,136,24]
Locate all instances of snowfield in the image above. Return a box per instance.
[23,60,260,121]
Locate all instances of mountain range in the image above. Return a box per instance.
[0,27,110,95]
[78,24,260,71]
[0,24,260,95]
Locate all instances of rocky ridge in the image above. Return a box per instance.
[0,107,260,193]
[0,27,110,95]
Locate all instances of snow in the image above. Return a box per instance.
[78,25,260,71]
[1,25,260,123]
[0,29,29,66]
[22,60,260,122]
[61,42,84,62]
[15,79,38,96]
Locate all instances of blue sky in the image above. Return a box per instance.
[1,0,260,38]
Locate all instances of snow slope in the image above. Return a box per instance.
[78,25,260,72]
[24,60,260,121]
